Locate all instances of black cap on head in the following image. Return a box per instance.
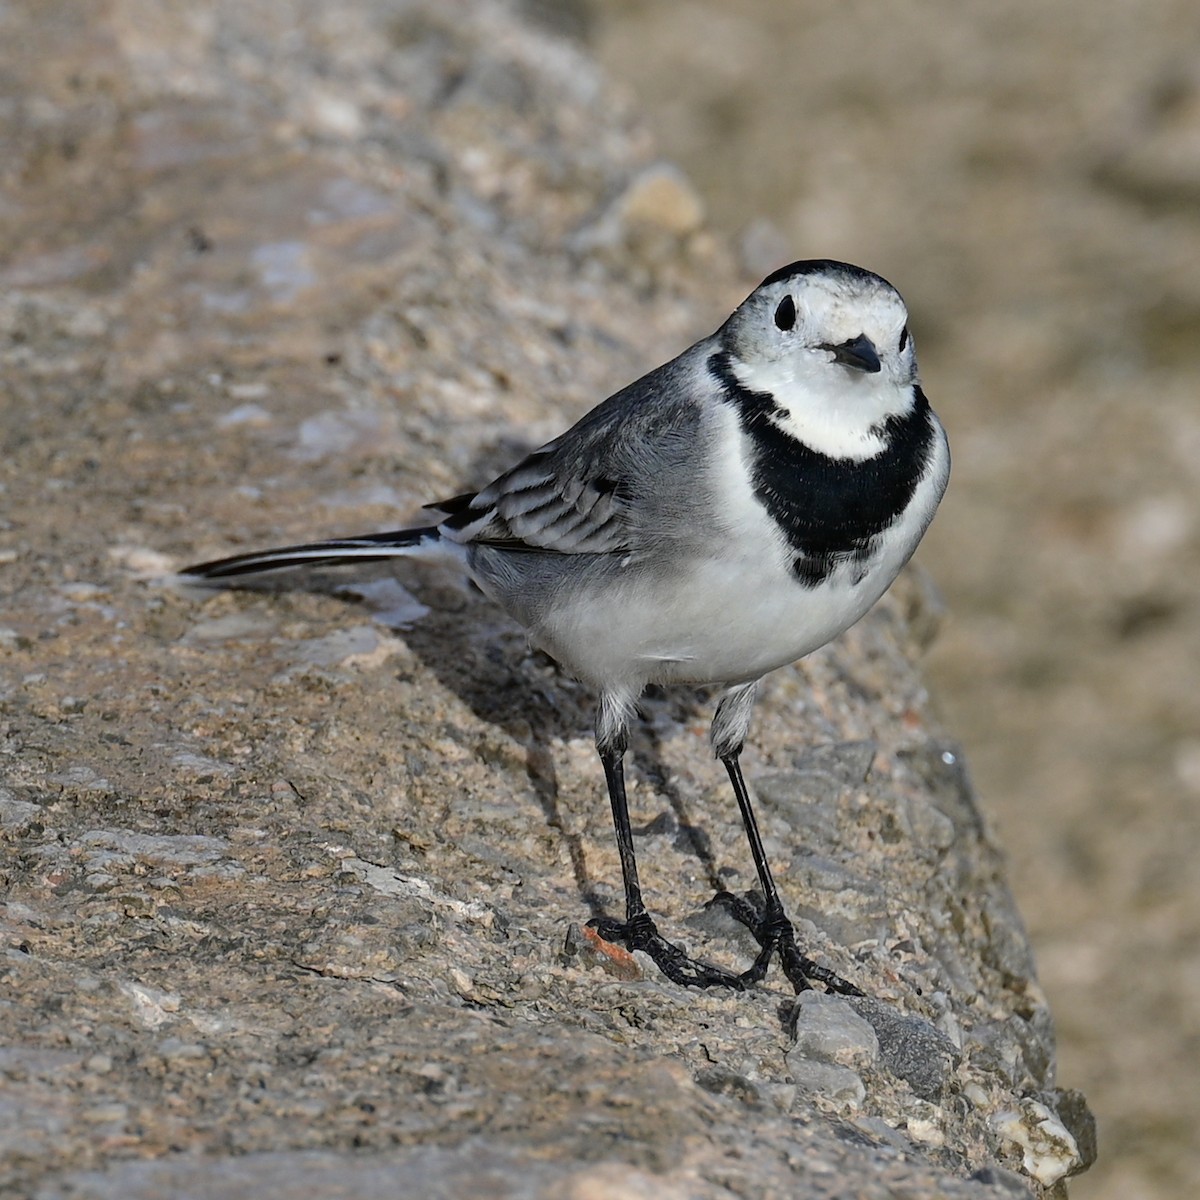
[758,259,891,291]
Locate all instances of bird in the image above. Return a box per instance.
[180,259,950,996]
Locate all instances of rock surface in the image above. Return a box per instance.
[0,2,1091,1196]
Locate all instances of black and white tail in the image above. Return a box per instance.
[180,526,442,580]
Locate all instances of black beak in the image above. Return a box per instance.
[822,334,881,374]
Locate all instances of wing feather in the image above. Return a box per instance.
[431,348,714,557]
[434,439,633,555]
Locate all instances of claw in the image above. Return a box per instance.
[588,902,861,996]
[586,914,746,990]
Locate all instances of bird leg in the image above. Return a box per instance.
[587,742,748,990]
[715,749,862,997]
[586,686,860,996]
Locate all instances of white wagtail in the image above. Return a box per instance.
[182,259,950,995]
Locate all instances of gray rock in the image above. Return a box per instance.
[78,830,229,867]
[849,995,962,1100]
[788,991,880,1069]
[0,792,42,832]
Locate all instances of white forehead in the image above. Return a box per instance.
[725,261,908,356]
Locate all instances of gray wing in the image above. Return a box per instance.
[431,440,628,553]
[429,349,713,557]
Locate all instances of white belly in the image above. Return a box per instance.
[538,543,886,690]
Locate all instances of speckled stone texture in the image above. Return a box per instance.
[0,2,1091,1197]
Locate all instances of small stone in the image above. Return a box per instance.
[308,93,364,137]
[108,544,174,576]
[561,923,643,981]
[761,1082,797,1112]
[1039,1088,1098,1177]
[185,612,278,642]
[295,625,401,669]
[0,794,41,831]
[898,793,956,852]
[992,1099,1085,1188]
[850,1115,916,1154]
[849,996,961,1099]
[788,991,880,1069]
[683,894,762,959]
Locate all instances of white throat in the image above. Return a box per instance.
[731,354,914,462]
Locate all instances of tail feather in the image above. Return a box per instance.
[181,526,438,580]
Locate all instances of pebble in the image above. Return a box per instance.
[992,1099,1085,1187]
[0,794,41,831]
[849,995,961,1099]
[788,991,879,1069]
[81,829,228,867]
[561,923,643,981]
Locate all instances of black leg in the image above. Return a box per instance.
[719,751,863,997]
[599,744,647,925]
[587,743,748,990]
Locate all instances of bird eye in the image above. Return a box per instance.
[898,325,909,351]
[774,296,796,332]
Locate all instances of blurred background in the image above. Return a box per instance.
[575,2,1200,1198]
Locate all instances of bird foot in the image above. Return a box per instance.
[706,890,864,996]
[589,899,863,996]
[586,913,747,991]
